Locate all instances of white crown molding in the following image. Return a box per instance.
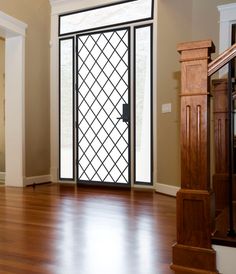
[49,0,121,15]
[218,3,236,23]
[0,11,27,37]
[49,0,89,15]
[49,0,121,7]
[218,3,236,12]
[49,0,71,6]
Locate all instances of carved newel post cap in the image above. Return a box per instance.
[177,39,215,53]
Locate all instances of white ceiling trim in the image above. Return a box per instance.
[49,0,71,6]
[218,3,236,12]
[0,11,27,37]
[49,0,82,14]
[218,3,236,22]
[49,0,121,15]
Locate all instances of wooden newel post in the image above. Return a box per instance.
[171,40,219,274]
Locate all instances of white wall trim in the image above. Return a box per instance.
[24,175,52,187]
[133,184,154,190]
[0,172,5,181]
[50,14,59,183]
[49,0,67,5]
[213,245,236,274]
[218,3,236,12]
[155,182,180,197]
[50,166,58,182]
[0,11,27,37]
[49,0,122,15]
[0,11,27,187]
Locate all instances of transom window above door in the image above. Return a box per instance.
[59,0,154,36]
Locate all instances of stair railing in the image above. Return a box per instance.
[171,40,236,274]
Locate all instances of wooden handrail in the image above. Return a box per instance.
[208,43,236,76]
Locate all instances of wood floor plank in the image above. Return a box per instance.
[0,184,176,274]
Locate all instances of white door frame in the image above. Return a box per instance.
[0,11,27,187]
[49,0,157,187]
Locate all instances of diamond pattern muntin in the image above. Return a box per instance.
[77,29,129,184]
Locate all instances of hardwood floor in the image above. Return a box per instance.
[0,184,176,274]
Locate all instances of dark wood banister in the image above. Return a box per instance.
[172,40,236,274]
[208,43,236,76]
[171,40,219,274]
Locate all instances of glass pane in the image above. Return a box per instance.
[60,38,74,179]
[135,25,152,183]
[60,0,153,35]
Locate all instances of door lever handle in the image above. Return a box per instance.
[117,104,129,123]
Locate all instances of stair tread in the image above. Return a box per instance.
[212,203,236,247]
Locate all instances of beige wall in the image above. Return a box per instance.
[0,38,5,172]
[156,0,235,187]
[156,0,192,186]
[0,0,232,184]
[0,0,50,176]
[192,0,235,184]
[192,0,234,57]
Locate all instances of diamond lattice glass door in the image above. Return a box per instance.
[76,28,130,185]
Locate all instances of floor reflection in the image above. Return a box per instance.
[0,184,175,274]
[53,188,174,274]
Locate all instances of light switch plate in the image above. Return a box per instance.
[162,103,172,113]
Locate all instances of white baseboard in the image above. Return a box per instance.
[0,172,5,181]
[155,182,180,197]
[50,167,58,182]
[24,175,52,186]
[133,184,154,190]
[213,245,236,274]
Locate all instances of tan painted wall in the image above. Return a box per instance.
[192,0,234,57]
[156,0,193,186]
[0,0,50,176]
[192,0,235,185]
[0,38,5,172]
[156,0,234,187]
[0,0,232,184]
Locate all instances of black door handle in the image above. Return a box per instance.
[117,104,129,123]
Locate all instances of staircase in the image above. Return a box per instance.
[212,79,236,250]
[171,41,236,274]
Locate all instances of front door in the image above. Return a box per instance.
[76,28,130,186]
